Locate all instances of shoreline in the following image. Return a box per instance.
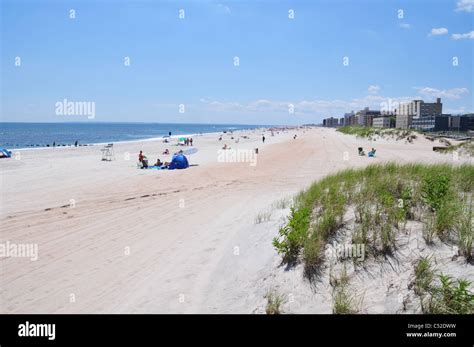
[4,126,281,152]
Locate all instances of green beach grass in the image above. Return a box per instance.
[337,125,418,142]
[273,163,474,275]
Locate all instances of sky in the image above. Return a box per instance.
[1,0,473,125]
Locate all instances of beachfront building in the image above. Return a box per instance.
[339,117,345,126]
[356,107,381,127]
[343,111,357,126]
[396,98,443,129]
[372,116,394,128]
[411,115,450,132]
[323,117,339,127]
[449,114,474,132]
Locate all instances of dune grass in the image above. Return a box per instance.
[413,257,474,314]
[272,197,293,210]
[337,126,417,142]
[441,140,474,157]
[273,163,474,274]
[254,211,272,224]
[264,291,285,314]
[330,265,361,314]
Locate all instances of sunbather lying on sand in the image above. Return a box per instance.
[222,144,231,150]
[163,149,169,155]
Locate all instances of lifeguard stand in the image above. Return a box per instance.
[101,143,115,161]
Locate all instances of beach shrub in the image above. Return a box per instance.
[427,275,474,314]
[272,207,310,261]
[421,173,451,212]
[413,257,474,314]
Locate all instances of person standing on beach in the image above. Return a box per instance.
[262,135,265,143]
[74,140,78,147]
[169,131,172,137]
[190,138,193,146]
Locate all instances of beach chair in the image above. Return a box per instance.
[101,143,115,161]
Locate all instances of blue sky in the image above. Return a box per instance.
[1,0,473,125]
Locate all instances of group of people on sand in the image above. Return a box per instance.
[138,150,169,169]
[138,149,190,169]
[183,138,193,146]
[358,147,377,157]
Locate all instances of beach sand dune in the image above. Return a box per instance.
[0,128,470,313]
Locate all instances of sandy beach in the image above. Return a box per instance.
[1,127,472,313]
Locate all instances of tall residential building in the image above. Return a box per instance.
[323,117,339,127]
[344,111,357,126]
[356,107,381,127]
[396,98,443,129]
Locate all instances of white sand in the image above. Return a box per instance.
[0,127,472,313]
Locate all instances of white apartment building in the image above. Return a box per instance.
[396,98,443,129]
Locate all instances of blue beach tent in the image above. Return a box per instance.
[168,154,189,170]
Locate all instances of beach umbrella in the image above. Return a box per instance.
[0,147,12,158]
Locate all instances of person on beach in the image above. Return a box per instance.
[154,158,163,166]
[190,138,193,146]
[74,140,78,147]
[163,149,170,155]
[368,148,376,157]
[138,151,148,169]
[169,131,172,137]
[262,135,265,143]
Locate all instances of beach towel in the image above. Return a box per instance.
[147,166,165,170]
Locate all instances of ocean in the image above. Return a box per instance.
[0,123,270,149]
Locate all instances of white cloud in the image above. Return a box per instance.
[416,87,469,99]
[368,85,380,94]
[429,27,448,36]
[399,23,411,29]
[451,31,474,40]
[455,0,474,12]
[195,87,470,119]
[217,4,231,14]
[198,95,416,117]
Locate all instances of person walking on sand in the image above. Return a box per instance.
[190,138,193,146]
[262,135,265,143]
